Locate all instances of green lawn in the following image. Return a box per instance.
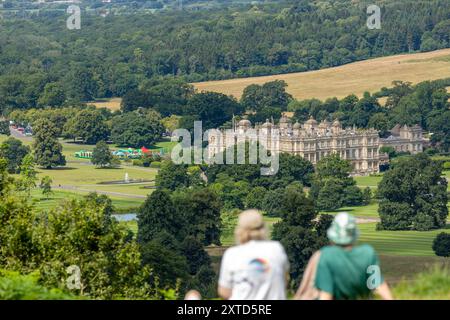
[358,223,450,257]
[30,163,157,196]
[354,170,450,191]
[219,209,450,257]
[152,140,177,151]
[354,175,383,189]
[321,201,380,218]
[30,189,143,212]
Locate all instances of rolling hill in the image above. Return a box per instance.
[194,49,450,101]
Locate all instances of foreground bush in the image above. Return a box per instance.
[0,270,75,300]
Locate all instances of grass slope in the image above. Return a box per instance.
[194,48,450,101]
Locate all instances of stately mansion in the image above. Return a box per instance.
[207,116,426,175]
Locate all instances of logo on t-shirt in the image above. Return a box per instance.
[249,258,270,274]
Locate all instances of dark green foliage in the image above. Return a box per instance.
[0,120,10,136]
[37,82,66,107]
[316,178,345,211]
[137,186,219,297]
[206,150,314,191]
[122,79,194,116]
[262,188,286,217]
[276,153,315,187]
[111,112,164,148]
[83,192,115,219]
[1,1,449,112]
[137,189,185,244]
[315,214,334,239]
[380,146,397,159]
[377,153,448,231]
[64,66,98,102]
[0,137,30,173]
[427,110,450,152]
[432,233,450,257]
[244,186,267,210]
[180,236,212,275]
[184,92,243,130]
[92,141,113,168]
[121,88,151,113]
[311,154,362,210]
[155,161,191,191]
[32,118,66,169]
[140,241,189,288]
[70,109,110,145]
[173,187,222,246]
[344,185,366,206]
[271,187,328,286]
[241,81,292,112]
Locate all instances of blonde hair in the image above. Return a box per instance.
[234,209,268,244]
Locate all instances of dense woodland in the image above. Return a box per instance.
[1,0,450,113]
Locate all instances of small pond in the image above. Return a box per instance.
[112,213,137,222]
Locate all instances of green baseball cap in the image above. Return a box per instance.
[327,212,359,245]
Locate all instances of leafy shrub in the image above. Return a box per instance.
[432,232,450,257]
[150,161,161,168]
[0,270,75,300]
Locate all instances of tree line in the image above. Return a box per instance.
[0,0,449,114]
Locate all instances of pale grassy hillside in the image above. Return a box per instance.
[194,49,450,101]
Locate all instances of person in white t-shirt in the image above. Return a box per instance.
[218,209,289,300]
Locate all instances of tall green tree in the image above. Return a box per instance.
[432,233,450,257]
[32,118,66,169]
[272,186,332,286]
[137,189,186,244]
[377,153,448,231]
[0,137,30,173]
[311,154,362,210]
[38,82,66,107]
[71,109,110,145]
[111,112,163,148]
[39,176,53,199]
[91,141,113,168]
[184,92,243,130]
[241,80,292,112]
[16,154,38,195]
[155,161,190,191]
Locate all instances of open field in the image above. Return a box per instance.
[194,48,450,101]
[354,171,450,191]
[354,175,383,189]
[322,201,380,218]
[359,223,450,257]
[0,134,163,208]
[30,189,142,212]
[33,163,157,196]
[87,98,122,111]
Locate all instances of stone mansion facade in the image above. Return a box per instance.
[207,116,426,175]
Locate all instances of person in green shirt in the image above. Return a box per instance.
[295,212,393,300]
